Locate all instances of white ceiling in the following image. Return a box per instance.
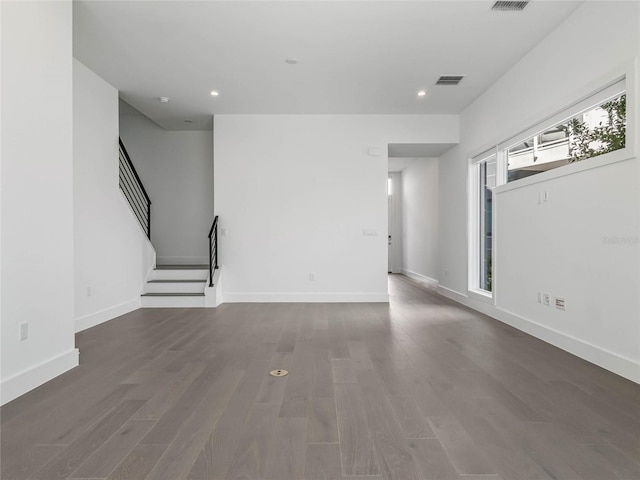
[73,1,583,131]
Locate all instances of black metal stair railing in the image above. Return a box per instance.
[118,138,151,239]
[208,216,219,287]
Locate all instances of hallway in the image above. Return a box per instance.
[1,275,639,479]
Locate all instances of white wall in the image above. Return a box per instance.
[1,1,78,405]
[401,158,439,282]
[438,1,640,382]
[119,113,214,265]
[73,60,156,332]
[214,114,458,302]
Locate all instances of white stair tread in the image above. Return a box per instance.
[155,264,208,270]
[141,292,205,297]
[148,279,205,283]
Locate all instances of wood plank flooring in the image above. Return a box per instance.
[2,274,639,480]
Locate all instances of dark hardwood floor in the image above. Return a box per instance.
[2,274,639,479]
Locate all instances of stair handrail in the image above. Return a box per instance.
[118,138,151,239]
[208,215,219,287]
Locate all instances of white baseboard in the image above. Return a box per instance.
[1,348,79,406]
[156,256,208,265]
[223,292,389,303]
[401,269,439,286]
[437,285,640,384]
[75,298,141,333]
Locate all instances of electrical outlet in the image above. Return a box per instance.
[19,322,28,341]
[555,297,566,310]
[543,293,551,306]
[309,273,316,281]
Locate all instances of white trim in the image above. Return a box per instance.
[467,288,494,305]
[471,148,497,165]
[437,286,640,385]
[156,256,208,265]
[75,298,140,332]
[467,161,479,292]
[1,349,80,406]
[401,269,438,287]
[222,292,390,303]
[492,185,500,307]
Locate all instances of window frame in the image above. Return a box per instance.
[468,150,498,303]
[495,76,633,194]
[466,66,636,302]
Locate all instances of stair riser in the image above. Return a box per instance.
[145,282,206,294]
[150,270,209,281]
[141,296,205,308]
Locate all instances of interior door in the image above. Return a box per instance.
[388,176,393,273]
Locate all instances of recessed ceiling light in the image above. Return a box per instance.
[159,96,170,103]
[285,58,298,65]
[210,91,219,96]
[417,90,427,97]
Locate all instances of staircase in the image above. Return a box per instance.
[141,265,209,307]
[119,139,221,308]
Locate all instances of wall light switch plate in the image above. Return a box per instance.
[19,322,28,341]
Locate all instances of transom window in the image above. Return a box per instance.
[507,92,626,182]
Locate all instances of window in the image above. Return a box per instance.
[468,77,630,299]
[505,81,626,183]
[479,158,495,291]
[470,153,496,296]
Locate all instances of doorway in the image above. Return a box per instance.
[387,172,402,274]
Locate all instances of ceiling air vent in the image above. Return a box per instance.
[436,75,464,86]
[491,1,529,11]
